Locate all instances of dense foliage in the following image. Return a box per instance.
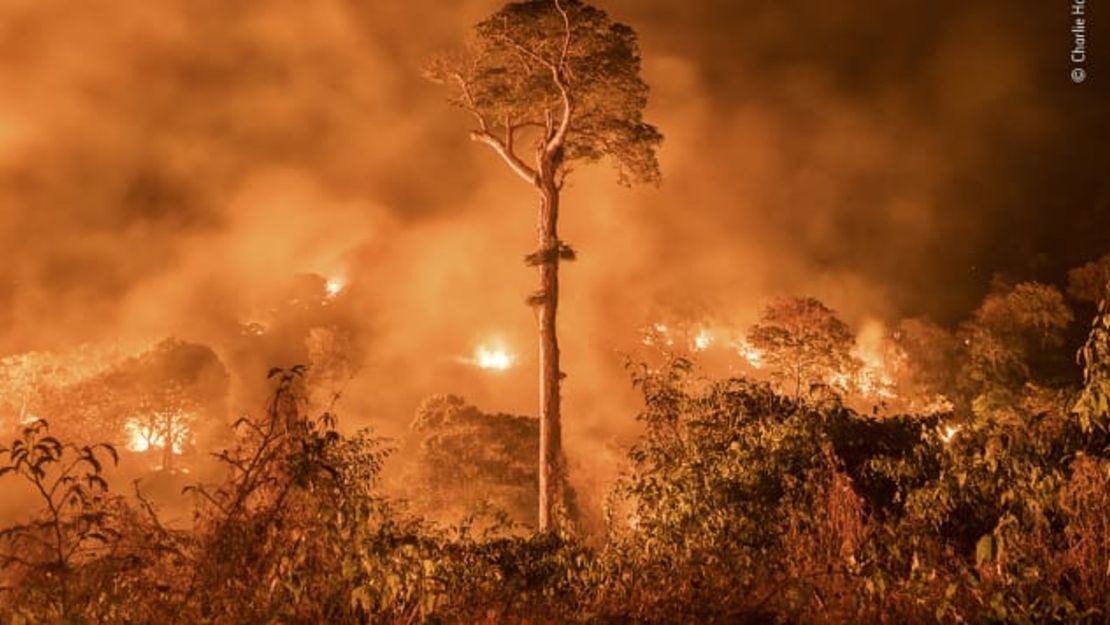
[401,394,540,527]
[1,294,1109,623]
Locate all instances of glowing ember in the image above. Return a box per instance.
[641,323,675,347]
[940,424,961,444]
[325,276,346,299]
[474,345,514,371]
[856,365,897,399]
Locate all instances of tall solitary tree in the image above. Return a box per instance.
[428,0,661,531]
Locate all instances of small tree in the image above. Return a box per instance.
[428,0,662,530]
[893,317,960,412]
[1067,254,1110,304]
[407,395,539,527]
[746,297,857,399]
[0,420,118,617]
[959,282,1073,399]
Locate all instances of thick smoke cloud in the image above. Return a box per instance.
[0,0,1105,468]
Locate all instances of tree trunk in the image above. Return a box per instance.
[536,178,562,532]
[162,413,174,472]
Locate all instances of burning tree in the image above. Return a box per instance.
[123,381,197,472]
[745,296,857,399]
[106,339,229,470]
[428,0,661,530]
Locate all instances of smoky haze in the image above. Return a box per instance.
[0,0,1106,470]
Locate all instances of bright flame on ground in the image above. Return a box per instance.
[856,365,897,399]
[474,346,514,371]
[853,320,899,400]
[693,329,714,351]
[125,415,187,454]
[325,276,346,299]
[641,323,675,348]
[125,420,153,452]
[940,424,961,444]
[736,341,764,369]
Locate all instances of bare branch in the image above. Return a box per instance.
[453,72,539,185]
[556,166,573,190]
[554,0,572,68]
[470,130,539,185]
[451,72,490,134]
[546,75,573,156]
[489,13,574,157]
[497,31,556,71]
[547,0,575,153]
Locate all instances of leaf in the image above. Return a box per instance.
[976,533,1001,566]
[40,437,62,453]
[83,453,102,474]
[86,474,108,491]
[94,443,119,467]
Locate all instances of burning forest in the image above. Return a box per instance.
[0,0,1108,623]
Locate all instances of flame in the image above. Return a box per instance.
[852,320,899,400]
[692,329,714,351]
[641,323,675,347]
[324,276,346,299]
[855,365,897,399]
[474,345,514,371]
[736,341,764,369]
[125,419,154,452]
[940,424,961,443]
[125,414,188,454]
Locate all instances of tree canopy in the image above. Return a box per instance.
[1068,253,1110,303]
[428,0,662,187]
[959,281,1073,394]
[746,296,858,398]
